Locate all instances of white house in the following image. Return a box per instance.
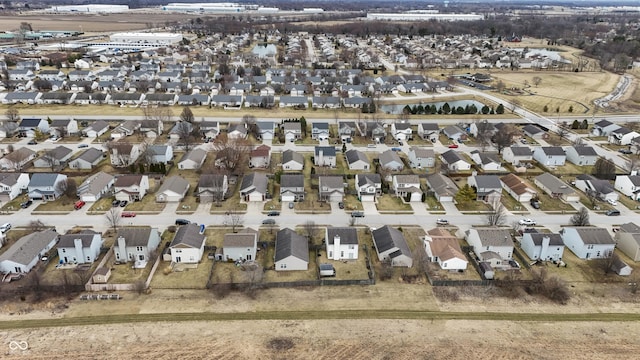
[609,127,640,146]
[532,146,566,166]
[0,229,58,274]
[113,227,161,268]
[592,119,619,137]
[371,225,413,267]
[282,150,304,171]
[355,173,382,202]
[521,232,564,262]
[178,148,207,170]
[326,227,359,260]
[502,146,533,166]
[561,227,615,260]
[465,228,513,268]
[223,231,258,261]
[28,173,68,201]
[575,174,619,203]
[615,223,640,261]
[565,146,598,166]
[470,151,502,171]
[155,176,190,203]
[280,174,305,202]
[314,146,337,167]
[417,123,439,142]
[169,223,205,264]
[379,150,404,172]
[249,145,271,168]
[114,175,150,202]
[408,147,435,169]
[240,172,268,202]
[441,150,471,172]
[0,173,29,202]
[148,145,173,164]
[77,171,115,202]
[614,175,640,201]
[500,173,536,203]
[69,148,104,170]
[57,230,103,264]
[393,175,422,202]
[275,228,309,271]
[345,149,370,170]
[391,122,412,141]
[423,228,467,271]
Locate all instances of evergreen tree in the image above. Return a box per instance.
[442,102,451,114]
[481,105,490,114]
[496,104,505,114]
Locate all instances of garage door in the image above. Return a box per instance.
[281,194,295,202]
[360,195,375,202]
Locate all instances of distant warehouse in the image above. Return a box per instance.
[367,12,484,21]
[109,32,183,45]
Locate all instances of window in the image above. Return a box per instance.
[587,244,594,249]
[175,250,182,253]
[328,251,332,258]
[61,249,66,253]
[136,246,143,252]
[340,251,344,258]
[349,245,355,250]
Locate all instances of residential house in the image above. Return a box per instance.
[0,147,36,171]
[280,174,305,202]
[256,121,275,141]
[614,175,640,201]
[561,227,615,260]
[326,227,359,260]
[28,173,67,201]
[57,230,103,264]
[33,146,73,169]
[592,119,620,137]
[469,150,502,171]
[282,122,302,142]
[178,148,207,170]
[534,173,579,202]
[178,94,210,106]
[408,147,435,169]
[18,118,49,137]
[156,176,190,203]
[168,121,193,140]
[3,92,41,105]
[442,125,467,142]
[77,171,115,202]
[469,121,497,138]
[465,228,514,268]
[468,175,502,203]
[0,229,58,274]
[319,176,344,202]
[81,120,109,138]
[521,232,564,262]
[227,123,248,139]
[423,228,467,271]
[314,146,337,167]
[575,174,619,203]
[441,150,471,172]
[371,226,413,267]
[392,175,422,202]
[139,120,163,138]
[358,122,386,143]
[275,228,309,271]
[355,173,382,202]
[337,122,357,144]
[110,143,140,167]
[196,174,228,203]
[240,172,268,202]
[199,121,220,140]
[113,227,161,267]
[147,145,173,165]
[114,175,150,202]
[615,223,640,261]
[379,150,404,172]
[532,146,566,166]
[417,123,439,142]
[500,173,537,203]
[311,122,330,141]
[522,124,545,139]
[502,146,533,166]
[210,94,242,108]
[282,150,304,171]
[249,145,271,168]
[311,96,340,109]
[426,173,458,203]
[69,148,104,170]
[565,146,599,166]
[0,121,19,138]
[169,223,205,263]
[223,231,258,261]
[345,149,370,170]
[49,118,79,137]
[391,122,412,141]
[609,127,640,146]
[0,173,29,202]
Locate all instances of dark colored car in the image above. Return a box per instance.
[606,209,621,216]
[619,149,632,155]
[175,219,191,225]
[262,219,276,225]
[267,211,280,216]
[338,202,344,209]
[351,211,364,218]
[27,140,37,145]
[530,199,540,209]
[20,200,33,209]
[112,200,121,207]
[119,200,128,207]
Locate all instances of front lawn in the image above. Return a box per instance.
[376,195,413,212]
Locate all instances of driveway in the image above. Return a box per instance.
[410,202,429,216]
[362,201,378,214]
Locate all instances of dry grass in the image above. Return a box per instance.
[375,194,412,212]
[150,259,213,289]
[107,262,152,284]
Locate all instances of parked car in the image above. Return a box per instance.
[27,140,37,145]
[606,209,621,216]
[398,140,403,146]
[338,202,344,209]
[391,147,402,152]
[112,199,121,207]
[121,211,136,218]
[262,219,276,225]
[175,219,190,225]
[619,148,632,155]
[20,200,33,209]
[267,211,280,216]
[606,198,618,206]
[519,218,536,226]
[436,219,449,225]
[119,200,128,207]
[0,223,11,233]
[448,143,459,148]
[289,202,294,209]
[530,199,540,209]
[351,211,364,218]
[74,200,86,210]
[78,144,89,148]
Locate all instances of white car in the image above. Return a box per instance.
[436,219,449,225]
[519,218,536,226]
[606,199,618,206]
[0,223,11,233]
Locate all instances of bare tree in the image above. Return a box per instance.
[242,114,259,139]
[532,76,542,87]
[585,189,599,209]
[5,106,20,122]
[486,199,508,226]
[64,178,78,199]
[592,157,617,180]
[142,105,173,123]
[302,220,318,245]
[225,206,244,233]
[105,207,122,233]
[556,122,570,141]
[474,120,493,151]
[492,123,519,154]
[28,219,47,232]
[570,207,590,226]
[413,241,430,275]
[212,133,251,171]
[180,106,194,123]
[40,149,59,171]
[175,121,196,152]
[596,252,618,275]
[55,178,68,196]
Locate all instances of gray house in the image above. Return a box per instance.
[275,228,309,271]
[33,146,74,169]
[280,174,305,202]
[77,171,115,202]
[565,146,598,166]
[69,148,104,170]
[113,227,161,268]
[319,176,345,202]
[0,229,58,274]
[28,173,68,201]
[196,174,228,204]
[371,226,413,267]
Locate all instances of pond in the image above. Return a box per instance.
[380,100,487,114]
[251,44,277,58]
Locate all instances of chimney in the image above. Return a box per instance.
[333,235,340,260]
[117,236,126,261]
[74,238,83,263]
[540,236,550,260]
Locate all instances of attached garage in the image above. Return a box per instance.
[360,194,375,202]
[281,191,296,203]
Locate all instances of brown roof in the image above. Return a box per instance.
[114,174,143,187]
[224,233,257,248]
[500,173,534,196]
[251,145,270,157]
